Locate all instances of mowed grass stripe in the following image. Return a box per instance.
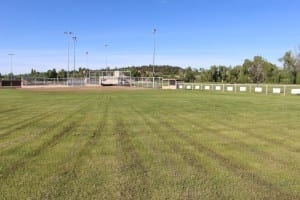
[153,92,299,198]
[0,96,93,157]
[125,91,298,199]
[155,92,299,166]
[0,93,85,137]
[116,95,221,199]
[37,96,109,199]
[0,109,63,138]
[162,118,293,199]
[112,97,151,200]
[0,90,60,123]
[41,94,121,199]
[178,114,300,178]
[0,95,106,199]
[0,89,299,199]
[130,95,263,199]
[0,107,87,181]
[128,102,226,199]
[0,101,88,156]
[63,96,120,199]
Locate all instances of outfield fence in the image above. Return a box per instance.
[177,83,300,96]
[16,77,300,95]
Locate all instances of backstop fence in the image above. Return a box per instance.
[21,77,86,87]
[21,76,163,89]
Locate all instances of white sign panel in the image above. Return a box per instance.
[186,85,192,90]
[195,85,200,90]
[255,87,263,93]
[291,89,300,95]
[215,86,221,91]
[204,86,210,90]
[179,85,183,89]
[240,86,247,92]
[273,88,281,94]
[227,86,233,92]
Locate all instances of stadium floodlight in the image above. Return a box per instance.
[8,53,14,81]
[72,36,77,78]
[152,28,157,88]
[104,44,109,68]
[85,51,89,68]
[64,31,73,84]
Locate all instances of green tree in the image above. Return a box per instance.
[208,65,218,82]
[279,51,299,84]
[248,56,265,83]
[228,66,240,83]
[238,60,251,83]
[58,69,67,78]
[130,67,141,77]
[263,62,278,83]
[47,68,57,78]
[183,67,196,82]
[196,68,207,82]
[218,65,228,82]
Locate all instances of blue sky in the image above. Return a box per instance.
[0,0,300,74]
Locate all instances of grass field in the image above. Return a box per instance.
[0,88,299,199]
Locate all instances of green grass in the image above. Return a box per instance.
[0,88,299,199]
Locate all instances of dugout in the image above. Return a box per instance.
[1,80,22,87]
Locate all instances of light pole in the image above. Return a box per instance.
[8,53,14,81]
[64,31,73,85]
[104,44,109,69]
[85,51,89,69]
[152,28,157,88]
[72,36,77,79]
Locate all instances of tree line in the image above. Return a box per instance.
[2,49,299,84]
[124,50,300,84]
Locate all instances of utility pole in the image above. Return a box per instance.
[72,36,77,79]
[104,44,109,69]
[152,28,157,88]
[64,31,73,85]
[85,51,89,68]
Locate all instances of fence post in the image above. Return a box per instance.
[235,84,237,94]
[284,85,286,96]
[266,85,268,96]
